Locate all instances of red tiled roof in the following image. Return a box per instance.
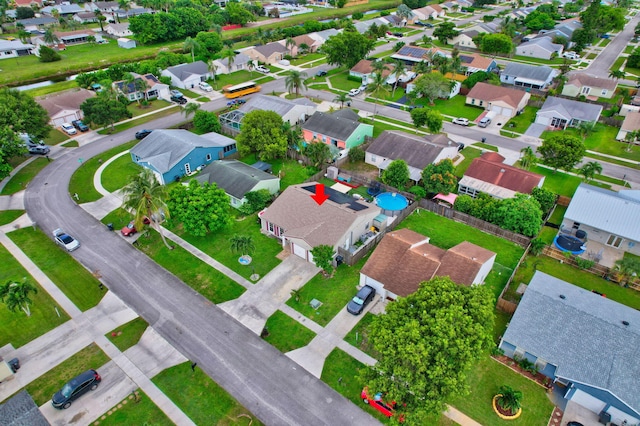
[466,82,528,109]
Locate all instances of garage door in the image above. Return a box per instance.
[363,276,385,298]
[292,243,307,260]
[502,108,513,117]
[570,389,606,414]
[491,105,503,115]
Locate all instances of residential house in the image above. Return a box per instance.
[161,61,213,90]
[130,130,237,184]
[391,45,448,67]
[195,160,280,209]
[466,82,530,118]
[349,59,395,84]
[365,130,459,182]
[308,29,342,46]
[0,390,50,426]
[301,109,373,150]
[458,53,497,75]
[458,152,545,199]
[35,88,96,127]
[112,73,169,102]
[616,111,640,141]
[499,271,640,425]
[562,73,617,99]
[375,14,405,27]
[16,17,58,32]
[219,94,317,133]
[34,30,105,49]
[0,40,35,60]
[278,34,321,56]
[540,19,582,42]
[353,20,377,35]
[259,183,382,263]
[535,96,602,129]
[41,4,85,16]
[210,52,251,75]
[560,183,640,263]
[500,63,557,90]
[73,12,98,24]
[360,228,496,299]
[114,7,152,20]
[516,37,564,60]
[14,0,43,7]
[105,23,132,37]
[85,1,119,13]
[243,42,288,65]
[450,23,498,49]
[412,5,444,22]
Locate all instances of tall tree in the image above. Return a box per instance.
[433,22,459,44]
[183,101,200,119]
[365,72,389,125]
[121,169,172,249]
[519,146,538,170]
[0,279,38,317]
[323,30,375,68]
[410,107,443,134]
[207,59,218,88]
[284,70,308,97]
[381,159,409,190]
[412,72,452,105]
[285,36,296,56]
[361,276,494,424]
[391,59,407,97]
[396,4,414,21]
[96,11,107,32]
[81,93,132,132]
[167,180,231,237]
[495,193,543,237]
[237,110,288,160]
[43,28,59,45]
[478,33,514,56]
[183,36,200,63]
[304,142,331,168]
[223,48,236,71]
[230,235,255,256]
[538,133,586,172]
[333,93,349,109]
[311,245,334,275]
[578,161,603,182]
[196,31,223,60]
[421,158,457,195]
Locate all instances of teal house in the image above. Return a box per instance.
[301,109,373,150]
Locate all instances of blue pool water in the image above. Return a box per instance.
[375,192,409,211]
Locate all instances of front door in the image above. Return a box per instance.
[184,163,191,175]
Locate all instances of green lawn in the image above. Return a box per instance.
[449,356,554,426]
[610,56,626,72]
[547,205,567,226]
[529,165,582,197]
[97,390,173,426]
[152,362,263,426]
[69,140,138,203]
[474,142,499,152]
[101,154,142,193]
[105,214,246,303]
[97,107,179,135]
[239,154,318,190]
[1,158,50,196]
[0,244,69,348]
[416,95,485,121]
[262,310,316,352]
[24,80,79,97]
[543,125,640,163]
[455,147,483,177]
[213,70,273,88]
[25,343,110,406]
[624,45,635,54]
[511,54,570,65]
[0,210,24,226]
[503,107,539,134]
[105,317,149,352]
[538,226,557,245]
[128,99,172,118]
[289,52,325,66]
[7,228,105,311]
[329,71,362,92]
[344,312,379,358]
[61,140,79,148]
[45,130,71,145]
[286,256,367,326]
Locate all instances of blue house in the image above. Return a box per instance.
[130,129,237,184]
[500,271,640,425]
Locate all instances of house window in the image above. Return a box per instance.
[268,222,274,233]
[534,358,547,372]
[471,99,475,105]
[606,234,623,248]
[572,222,581,229]
[185,163,191,175]
[206,153,212,161]
[364,222,369,230]
[370,155,377,162]
[581,87,591,95]
[479,100,484,107]
[513,347,525,360]
[601,89,608,96]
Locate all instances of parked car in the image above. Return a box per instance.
[255,65,270,73]
[348,88,361,97]
[28,144,50,155]
[90,83,103,92]
[562,51,580,60]
[227,99,247,106]
[135,129,153,140]
[53,228,80,252]
[60,123,77,135]
[452,117,469,126]
[347,285,376,315]
[478,117,491,128]
[198,81,213,92]
[457,143,465,152]
[392,32,403,37]
[170,89,184,98]
[361,387,401,419]
[170,94,187,104]
[316,70,327,77]
[52,370,101,409]
[71,120,89,132]
[121,217,150,236]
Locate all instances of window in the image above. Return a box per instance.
[471,99,475,105]
[364,222,369,230]
[370,155,377,162]
[184,163,191,175]
[581,87,591,95]
[535,358,547,372]
[572,222,581,229]
[607,234,623,248]
[206,153,212,161]
[268,222,274,233]
[601,89,608,96]
[513,347,525,359]
[479,100,484,107]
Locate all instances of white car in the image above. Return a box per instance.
[60,123,77,135]
[198,81,213,92]
[53,228,80,252]
[562,52,580,60]
[452,117,469,126]
[348,88,361,97]
[255,65,270,73]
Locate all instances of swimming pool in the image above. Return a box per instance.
[554,234,586,255]
[375,192,409,212]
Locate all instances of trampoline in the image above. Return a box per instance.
[375,192,409,212]
[554,234,586,255]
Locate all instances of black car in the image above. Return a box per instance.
[392,32,403,37]
[135,129,153,140]
[316,70,327,77]
[347,285,376,315]
[71,120,89,132]
[52,369,101,409]
[170,95,187,104]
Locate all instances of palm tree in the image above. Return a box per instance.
[612,257,640,286]
[624,130,638,152]
[365,71,389,124]
[117,0,130,23]
[450,47,462,77]
[396,4,413,21]
[96,11,107,32]
[496,386,523,415]
[285,70,308,97]
[121,169,173,250]
[207,59,218,89]
[230,235,255,256]
[609,69,626,81]
[183,102,200,119]
[334,93,349,109]
[18,29,32,44]
[0,279,38,317]
[299,43,309,55]
[391,59,407,97]
[519,146,538,170]
[578,161,602,182]
[43,28,59,46]
[223,48,236,72]
[421,34,432,47]
[576,120,595,138]
[183,37,200,63]
[285,36,296,57]
[371,60,388,75]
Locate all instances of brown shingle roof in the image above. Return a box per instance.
[464,152,544,194]
[350,59,395,77]
[36,88,96,117]
[466,82,528,109]
[621,112,640,132]
[292,34,316,47]
[567,73,617,91]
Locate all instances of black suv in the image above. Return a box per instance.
[347,285,376,315]
[71,120,89,132]
[171,94,187,104]
[52,369,101,409]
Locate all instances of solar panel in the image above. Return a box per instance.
[459,55,473,64]
[399,46,429,59]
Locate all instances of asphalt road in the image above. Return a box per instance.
[24,125,381,426]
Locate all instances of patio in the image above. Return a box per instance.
[579,239,623,268]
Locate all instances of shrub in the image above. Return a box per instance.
[380,10,390,16]
[575,258,595,270]
[394,41,405,52]
[238,189,273,215]
[529,238,546,256]
[352,12,364,20]
[408,185,426,199]
[39,46,61,63]
[348,146,365,162]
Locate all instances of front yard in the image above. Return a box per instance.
[1,158,50,196]
[415,95,485,121]
[262,310,316,352]
[503,107,539,134]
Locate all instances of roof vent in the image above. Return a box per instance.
[559,294,566,299]
[500,168,506,173]
[623,320,630,326]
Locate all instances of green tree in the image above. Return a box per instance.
[519,146,538,170]
[182,101,200,119]
[496,194,543,237]
[391,59,407,97]
[410,107,442,134]
[348,146,365,163]
[239,189,273,215]
[433,22,460,44]
[578,161,603,182]
[230,235,255,256]
[285,70,308,97]
[183,36,200,63]
[96,11,107,32]
[43,28,59,45]
[462,71,498,89]
[478,33,514,56]
[529,238,547,256]
[612,256,640,285]
[524,11,556,30]
[236,110,288,160]
[608,69,625,81]
[226,2,255,25]
[223,48,236,71]
[0,279,37,317]
[80,95,132,133]
[382,159,409,190]
[15,6,35,19]
[196,31,223,59]
[531,186,556,215]
[422,159,457,195]
[365,72,390,124]
[285,36,296,56]
[538,133,586,172]
[361,276,494,423]
[322,30,375,68]
[412,72,451,105]
[396,4,413,20]
[333,93,349,109]
[311,244,334,274]
[167,180,231,237]
[304,142,331,168]
[193,110,221,133]
[38,46,61,63]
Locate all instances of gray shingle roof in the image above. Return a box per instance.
[564,183,640,242]
[302,110,361,141]
[130,130,234,174]
[0,390,50,426]
[195,160,278,199]
[540,96,602,122]
[215,52,250,68]
[253,42,287,57]
[502,63,555,82]
[165,61,208,81]
[521,36,564,53]
[239,94,315,117]
[502,271,640,416]
[366,130,453,170]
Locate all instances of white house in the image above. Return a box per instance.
[516,37,564,60]
[500,63,557,90]
[161,61,213,90]
[210,52,251,75]
[105,23,132,37]
[0,40,34,60]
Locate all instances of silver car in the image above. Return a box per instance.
[53,228,80,252]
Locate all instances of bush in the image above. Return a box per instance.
[408,185,426,199]
[193,110,221,133]
[394,41,405,52]
[238,189,273,215]
[348,146,365,162]
[575,258,595,270]
[39,46,61,63]
[529,238,546,256]
[352,12,364,20]
[380,10,390,16]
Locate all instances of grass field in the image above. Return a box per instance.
[1,158,50,195]
[263,310,316,352]
[153,362,263,426]
[105,317,149,352]
[416,95,485,121]
[101,153,142,193]
[97,391,172,426]
[530,165,583,197]
[541,125,640,163]
[0,210,24,226]
[455,147,483,177]
[329,71,362,92]
[503,107,539,134]
[0,244,70,348]
[7,227,105,311]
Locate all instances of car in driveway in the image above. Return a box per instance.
[347,285,375,315]
[28,144,50,155]
[170,94,187,104]
[478,117,491,128]
[60,123,77,135]
[52,369,101,409]
[135,129,153,140]
[71,120,89,132]
[255,65,270,73]
[53,228,80,251]
[452,117,469,126]
[198,81,213,92]
[361,387,401,419]
[121,217,150,236]
[348,88,361,97]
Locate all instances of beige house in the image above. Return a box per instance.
[562,73,617,99]
[278,34,321,56]
[36,89,96,127]
[616,112,640,141]
[242,42,288,64]
[465,82,530,118]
